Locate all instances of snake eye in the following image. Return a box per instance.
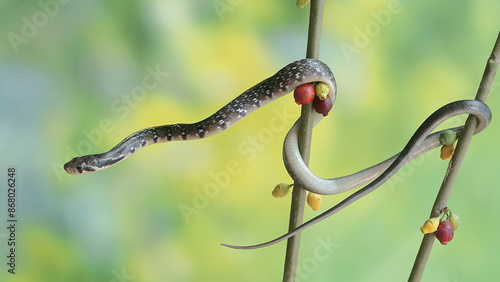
[76,163,86,174]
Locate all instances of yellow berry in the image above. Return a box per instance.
[315,82,329,100]
[307,192,322,211]
[272,183,293,198]
[296,0,310,8]
[440,144,455,160]
[420,217,440,234]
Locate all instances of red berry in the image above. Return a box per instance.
[294,84,316,105]
[313,95,333,116]
[435,220,454,245]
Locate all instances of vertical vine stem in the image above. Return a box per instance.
[282,1,325,281]
[408,31,500,282]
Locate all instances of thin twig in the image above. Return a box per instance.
[408,31,500,282]
[282,1,325,281]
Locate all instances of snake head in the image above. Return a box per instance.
[64,154,125,174]
[64,156,100,174]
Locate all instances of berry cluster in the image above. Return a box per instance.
[293,82,332,116]
[439,130,458,160]
[420,208,460,245]
[272,83,333,211]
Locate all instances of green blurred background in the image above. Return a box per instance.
[1,0,499,281]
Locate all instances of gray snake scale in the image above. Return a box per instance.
[64,59,492,249]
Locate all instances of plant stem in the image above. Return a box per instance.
[408,31,500,282]
[282,1,325,281]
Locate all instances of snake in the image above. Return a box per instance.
[223,99,491,249]
[64,59,336,174]
[63,59,492,249]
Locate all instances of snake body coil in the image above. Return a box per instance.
[224,99,491,249]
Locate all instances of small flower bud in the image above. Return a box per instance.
[435,220,454,245]
[272,183,293,198]
[449,211,460,231]
[315,82,329,100]
[439,130,457,146]
[440,144,455,160]
[306,192,322,211]
[296,0,310,8]
[420,217,440,234]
